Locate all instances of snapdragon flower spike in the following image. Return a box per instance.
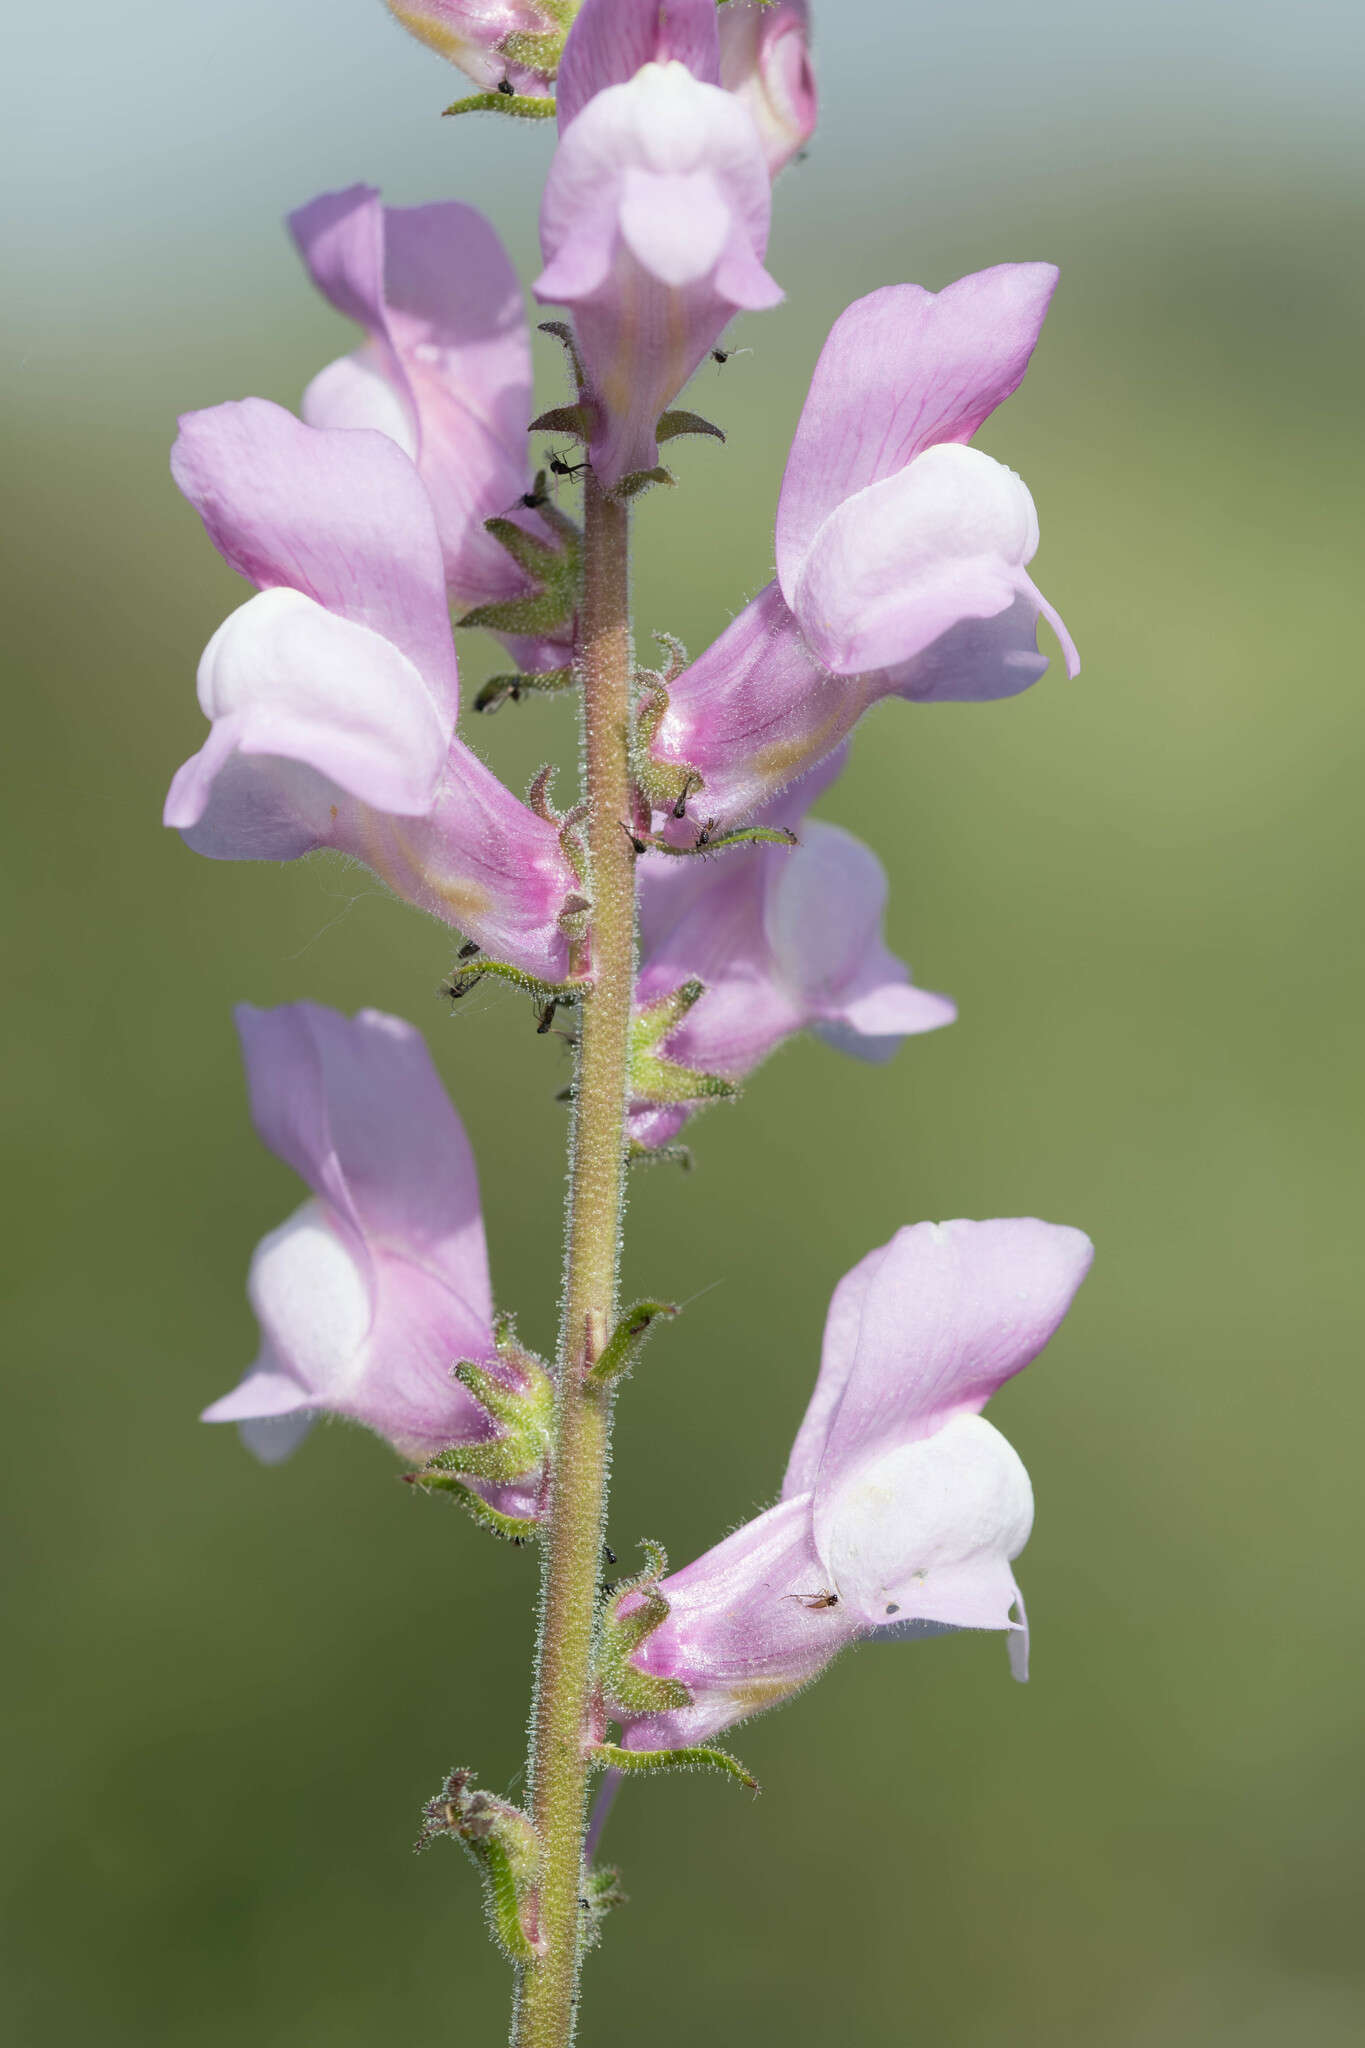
[629,750,955,1148]
[536,0,782,488]
[384,0,570,94]
[163,398,577,979]
[650,264,1080,821]
[202,1003,543,1518]
[718,0,817,177]
[290,185,574,668]
[607,1219,1094,1746]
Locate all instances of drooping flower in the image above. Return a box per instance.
[630,749,954,1148]
[536,0,782,487]
[163,397,578,980]
[605,1219,1094,1746]
[202,1004,543,1518]
[648,264,1080,822]
[290,184,570,653]
[384,0,571,94]
[717,0,816,176]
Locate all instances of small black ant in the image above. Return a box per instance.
[671,773,701,820]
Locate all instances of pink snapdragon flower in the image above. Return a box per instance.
[202,1004,541,1515]
[718,0,816,176]
[608,1219,1094,1746]
[536,0,782,487]
[630,750,954,1147]
[650,264,1080,821]
[163,398,577,979]
[290,185,563,651]
[384,0,567,93]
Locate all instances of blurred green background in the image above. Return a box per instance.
[4,3,1363,2042]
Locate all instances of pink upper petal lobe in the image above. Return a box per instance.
[791,1220,1093,1507]
[290,186,540,611]
[201,1006,513,1471]
[555,0,720,128]
[234,1002,492,1319]
[776,264,1059,601]
[171,397,458,717]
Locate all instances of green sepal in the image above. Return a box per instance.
[498,31,564,74]
[629,681,704,814]
[459,589,570,637]
[401,1470,538,1545]
[538,320,586,384]
[529,403,594,440]
[628,1141,694,1172]
[442,90,557,120]
[590,1742,760,1793]
[442,956,589,1006]
[417,1769,542,1964]
[454,1352,553,1434]
[586,1301,678,1388]
[474,667,575,714]
[416,1323,555,1489]
[633,979,705,1051]
[421,1352,553,1486]
[458,510,581,641]
[499,0,577,74]
[633,753,703,816]
[595,1542,691,1718]
[629,980,738,1108]
[579,1862,628,1951]
[478,515,562,577]
[649,822,799,857]
[633,1054,738,1107]
[613,465,674,499]
[656,409,726,445]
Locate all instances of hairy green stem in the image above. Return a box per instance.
[512,477,634,2048]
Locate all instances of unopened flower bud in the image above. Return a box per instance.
[718,0,817,176]
[385,1,574,93]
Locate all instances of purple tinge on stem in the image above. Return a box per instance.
[629,748,955,1147]
[718,0,817,177]
[608,1220,1094,1745]
[536,0,781,488]
[651,263,1080,821]
[290,184,555,622]
[202,1004,540,1516]
[162,398,577,979]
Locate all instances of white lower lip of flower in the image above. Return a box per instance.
[247,1200,373,1394]
[820,1411,1034,1625]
